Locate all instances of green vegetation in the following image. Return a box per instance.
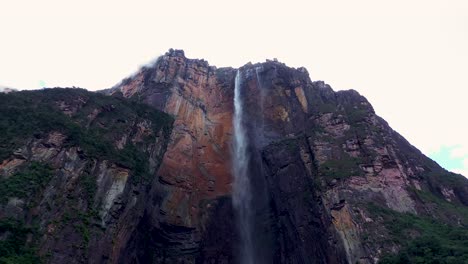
[119,144,152,183]
[0,88,173,185]
[314,102,336,114]
[379,236,468,264]
[80,171,97,207]
[345,106,368,124]
[74,209,99,247]
[366,204,468,264]
[74,223,90,244]
[271,138,299,152]
[424,171,468,191]
[0,162,53,204]
[0,219,41,264]
[319,156,363,180]
[414,189,468,225]
[53,207,99,248]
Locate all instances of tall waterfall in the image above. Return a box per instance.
[232,70,255,264]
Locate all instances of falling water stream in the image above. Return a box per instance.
[232,70,255,264]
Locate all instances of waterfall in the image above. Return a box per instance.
[232,70,255,264]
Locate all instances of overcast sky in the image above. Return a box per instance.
[1,0,467,176]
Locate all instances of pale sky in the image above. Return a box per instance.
[1,0,467,176]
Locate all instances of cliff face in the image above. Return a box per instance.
[1,50,467,264]
[108,49,468,263]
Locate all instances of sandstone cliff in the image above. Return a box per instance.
[108,49,468,263]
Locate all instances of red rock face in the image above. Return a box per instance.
[112,50,236,229]
[111,55,347,262]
